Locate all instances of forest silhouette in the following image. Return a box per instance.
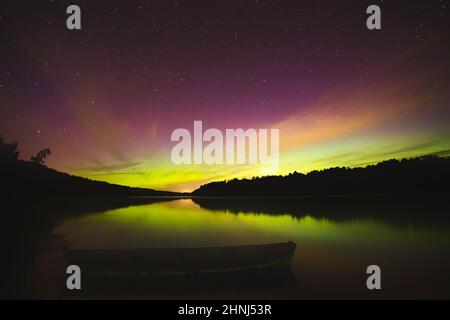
[193,155,450,196]
[0,135,177,199]
[2,134,450,199]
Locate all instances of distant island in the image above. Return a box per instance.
[193,155,450,196]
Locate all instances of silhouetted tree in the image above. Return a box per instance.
[30,148,51,165]
[0,135,19,165]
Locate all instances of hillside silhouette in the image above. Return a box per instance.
[0,135,182,299]
[193,155,450,196]
[0,135,177,199]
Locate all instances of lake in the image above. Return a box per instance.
[49,197,450,299]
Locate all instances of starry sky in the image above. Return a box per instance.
[1,0,449,192]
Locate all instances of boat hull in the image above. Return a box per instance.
[63,242,297,297]
[65,241,296,275]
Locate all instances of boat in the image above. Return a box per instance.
[64,241,296,275]
[63,242,297,296]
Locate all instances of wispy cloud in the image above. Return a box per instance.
[72,161,142,173]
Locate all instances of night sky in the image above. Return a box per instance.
[1,0,449,191]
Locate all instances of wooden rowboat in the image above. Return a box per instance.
[64,241,296,275]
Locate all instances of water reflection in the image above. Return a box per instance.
[52,198,450,299]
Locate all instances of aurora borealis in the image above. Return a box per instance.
[1,1,449,192]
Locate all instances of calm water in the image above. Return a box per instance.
[53,198,450,299]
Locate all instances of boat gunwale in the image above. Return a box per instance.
[64,241,296,255]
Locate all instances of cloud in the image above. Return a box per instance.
[73,161,142,173]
